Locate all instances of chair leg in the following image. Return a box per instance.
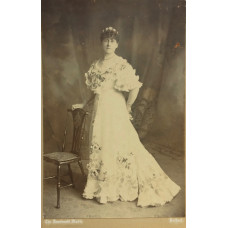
[56,165,61,209]
[78,160,86,178]
[68,164,74,187]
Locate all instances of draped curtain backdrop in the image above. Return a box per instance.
[42,0,186,159]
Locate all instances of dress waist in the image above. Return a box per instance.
[94,88,125,105]
[95,88,121,96]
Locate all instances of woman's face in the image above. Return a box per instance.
[102,38,118,54]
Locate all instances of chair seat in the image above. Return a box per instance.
[43,152,79,164]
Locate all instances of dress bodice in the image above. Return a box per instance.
[85,56,142,94]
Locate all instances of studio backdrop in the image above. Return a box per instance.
[42,0,185,160]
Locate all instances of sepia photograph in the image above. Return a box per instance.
[3,1,228,228]
[42,0,186,226]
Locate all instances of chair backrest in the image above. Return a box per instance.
[67,108,88,156]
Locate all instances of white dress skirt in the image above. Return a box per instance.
[82,55,181,207]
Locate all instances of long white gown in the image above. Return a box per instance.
[82,55,181,207]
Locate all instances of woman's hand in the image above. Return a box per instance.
[72,103,85,110]
[126,104,133,121]
[126,104,132,113]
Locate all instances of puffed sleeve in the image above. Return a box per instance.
[114,60,143,92]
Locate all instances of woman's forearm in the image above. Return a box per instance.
[127,87,139,107]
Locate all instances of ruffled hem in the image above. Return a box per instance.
[82,192,138,204]
[82,186,181,207]
[137,185,181,207]
[82,178,181,207]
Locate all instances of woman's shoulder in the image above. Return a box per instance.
[114,56,136,74]
[115,56,133,70]
[115,55,128,64]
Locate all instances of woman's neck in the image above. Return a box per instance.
[103,53,116,60]
[97,53,118,69]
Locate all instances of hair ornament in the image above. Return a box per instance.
[100,26,120,42]
[104,27,117,33]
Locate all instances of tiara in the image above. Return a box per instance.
[102,26,119,34]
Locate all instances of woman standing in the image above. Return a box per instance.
[82,27,181,207]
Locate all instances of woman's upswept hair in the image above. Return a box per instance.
[100,26,120,43]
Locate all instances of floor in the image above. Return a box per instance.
[43,142,185,219]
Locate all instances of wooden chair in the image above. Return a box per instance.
[43,108,88,208]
